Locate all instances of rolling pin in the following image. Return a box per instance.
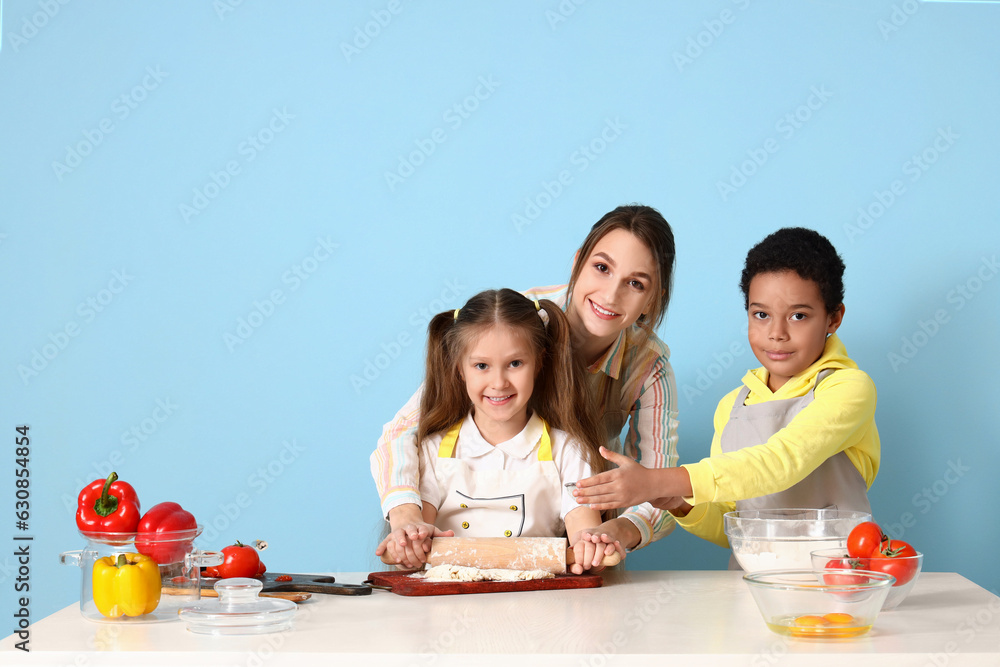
[379,537,621,574]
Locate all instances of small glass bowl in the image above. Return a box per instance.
[724,509,872,573]
[810,547,923,611]
[743,569,894,639]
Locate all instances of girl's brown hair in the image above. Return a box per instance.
[418,288,606,473]
[568,204,676,334]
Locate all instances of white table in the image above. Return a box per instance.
[3,571,999,666]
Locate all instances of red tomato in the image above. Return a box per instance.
[823,557,868,586]
[847,521,885,558]
[216,541,261,579]
[203,566,220,578]
[868,538,919,586]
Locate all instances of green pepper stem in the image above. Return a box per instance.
[115,554,127,569]
[94,472,121,518]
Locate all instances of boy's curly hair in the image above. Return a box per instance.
[740,227,845,313]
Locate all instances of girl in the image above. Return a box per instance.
[381,289,612,573]
[372,205,679,567]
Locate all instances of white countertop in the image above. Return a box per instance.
[3,571,999,666]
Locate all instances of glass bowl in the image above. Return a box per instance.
[743,569,894,638]
[60,526,221,623]
[724,509,872,572]
[810,547,923,610]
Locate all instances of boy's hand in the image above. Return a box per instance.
[651,496,693,517]
[572,447,659,510]
[568,530,625,575]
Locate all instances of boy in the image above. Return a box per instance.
[573,227,879,548]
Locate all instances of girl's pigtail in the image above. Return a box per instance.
[418,311,466,444]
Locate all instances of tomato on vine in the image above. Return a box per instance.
[823,556,868,586]
[846,521,885,559]
[868,538,919,586]
[215,541,261,579]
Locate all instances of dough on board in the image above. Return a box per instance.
[414,564,555,582]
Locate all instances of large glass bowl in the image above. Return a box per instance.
[744,569,894,638]
[724,508,872,572]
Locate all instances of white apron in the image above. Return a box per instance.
[721,369,871,568]
[433,419,565,538]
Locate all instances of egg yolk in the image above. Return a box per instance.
[823,613,855,625]
[794,615,828,627]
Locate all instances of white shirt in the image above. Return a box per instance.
[418,411,594,521]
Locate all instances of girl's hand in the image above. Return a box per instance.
[572,447,660,510]
[376,523,454,570]
[568,530,625,574]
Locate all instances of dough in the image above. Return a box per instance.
[414,564,555,582]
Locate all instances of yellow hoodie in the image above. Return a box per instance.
[676,334,879,547]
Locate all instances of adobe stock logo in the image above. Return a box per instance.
[17,269,134,386]
[672,0,753,72]
[179,108,295,223]
[51,67,168,181]
[5,0,73,53]
[844,127,958,243]
[351,279,466,393]
[887,255,997,373]
[223,237,338,351]
[383,76,500,192]
[511,118,626,234]
[340,0,409,62]
[716,85,833,202]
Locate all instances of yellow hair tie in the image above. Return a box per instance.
[532,297,541,312]
[453,308,460,322]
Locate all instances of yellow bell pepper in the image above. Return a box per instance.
[92,552,161,618]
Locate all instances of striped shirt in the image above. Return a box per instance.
[370,284,680,549]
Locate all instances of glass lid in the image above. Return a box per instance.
[178,577,296,635]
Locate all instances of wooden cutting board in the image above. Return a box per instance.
[366,570,603,597]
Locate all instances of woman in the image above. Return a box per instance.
[371,204,679,567]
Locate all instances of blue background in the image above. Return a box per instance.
[2,0,998,627]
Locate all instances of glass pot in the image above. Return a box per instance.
[59,526,221,623]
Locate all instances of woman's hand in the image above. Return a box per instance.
[376,503,453,569]
[376,522,454,570]
[567,529,626,575]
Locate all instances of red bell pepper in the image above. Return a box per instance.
[135,502,198,564]
[76,472,141,536]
